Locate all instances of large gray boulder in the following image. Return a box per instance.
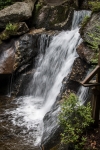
[0,0,36,28]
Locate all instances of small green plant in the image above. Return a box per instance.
[36,2,42,11]
[89,1,100,12]
[5,22,18,32]
[59,93,94,150]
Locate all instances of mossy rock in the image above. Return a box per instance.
[0,22,29,43]
[88,1,100,12]
[33,3,74,30]
[80,11,100,64]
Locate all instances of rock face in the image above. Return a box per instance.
[69,57,89,81]
[14,34,39,72]
[0,40,15,95]
[41,0,76,6]
[76,42,94,64]
[81,12,100,49]
[32,0,75,30]
[0,0,36,28]
[0,40,15,74]
[79,11,100,64]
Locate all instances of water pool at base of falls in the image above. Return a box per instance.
[0,10,91,149]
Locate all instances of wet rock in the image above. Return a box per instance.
[69,57,89,82]
[0,40,15,74]
[76,42,94,64]
[0,0,36,29]
[14,34,39,72]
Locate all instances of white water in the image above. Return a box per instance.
[5,10,91,146]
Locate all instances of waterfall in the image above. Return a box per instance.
[5,10,91,147]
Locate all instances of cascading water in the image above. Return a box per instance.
[5,10,91,148]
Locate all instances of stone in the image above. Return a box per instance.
[33,4,74,30]
[80,11,100,64]
[41,0,75,6]
[80,12,100,51]
[0,0,36,28]
[77,42,94,64]
[14,34,39,72]
[0,40,15,74]
[69,57,89,82]
[0,22,29,43]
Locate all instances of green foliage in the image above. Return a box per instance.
[89,1,100,12]
[59,93,94,150]
[36,2,42,11]
[80,16,90,30]
[5,22,18,32]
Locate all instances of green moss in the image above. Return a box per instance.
[80,16,90,33]
[0,31,10,40]
[90,53,99,64]
[86,27,100,51]
[0,22,19,42]
[35,1,43,12]
[49,6,69,26]
[36,2,42,11]
[5,22,18,33]
[89,1,100,12]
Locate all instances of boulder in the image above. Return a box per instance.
[0,40,15,74]
[0,41,15,95]
[76,42,94,64]
[40,0,76,6]
[0,0,36,29]
[33,4,74,30]
[14,34,39,72]
[69,57,89,82]
[0,22,29,43]
[80,12,100,64]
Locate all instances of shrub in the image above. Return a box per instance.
[59,93,94,150]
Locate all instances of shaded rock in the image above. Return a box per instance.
[14,34,39,72]
[0,40,15,74]
[41,0,77,6]
[0,22,29,43]
[0,0,36,28]
[32,3,74,30]
[80,11,100,63]
[0,74,12,95]
[69,57,89,82]
[77,42,94,64]
[81,12,100,48]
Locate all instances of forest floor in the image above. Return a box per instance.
[84,121,100,150]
